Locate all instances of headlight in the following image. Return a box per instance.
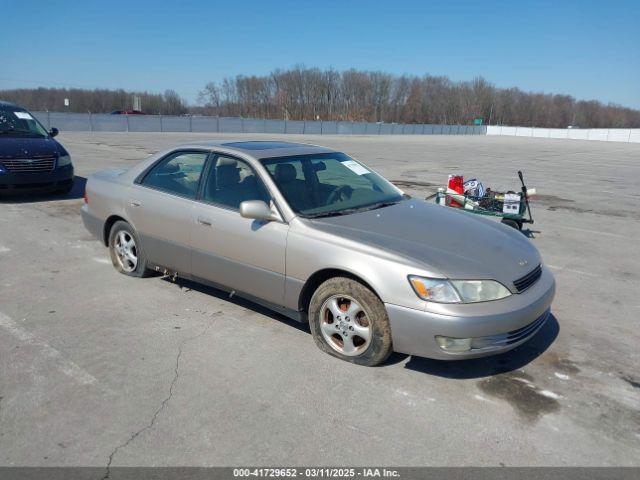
[450,280,511,302]
[58,154,72,167]
[408,276,461,303]
[409,276,511,303]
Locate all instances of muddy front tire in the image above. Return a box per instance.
[308,277,392,366]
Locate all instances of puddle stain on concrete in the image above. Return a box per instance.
[576,392,640,447]
[535,194,636,219]
[538,351,581,376]
[621,376,640,389]
[477,371,560,423]
[536,194,576,205]
[553,357,581,375]
[535,194,593,213]
[391,180,436,190]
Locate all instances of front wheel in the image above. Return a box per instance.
[108,220,151,277]
[308,277,392,366]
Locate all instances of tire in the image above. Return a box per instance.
[308,277,392,366]
[501,218,522,230]
[108,220,151,277]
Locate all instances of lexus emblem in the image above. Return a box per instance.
[518,259,528,266]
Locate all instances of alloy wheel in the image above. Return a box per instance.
[113,230,138,273]
[319,295,372,356]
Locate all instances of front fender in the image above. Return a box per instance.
[284,220,427,312]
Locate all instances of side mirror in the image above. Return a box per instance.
[49,127,59,137]
[239,200,278,222]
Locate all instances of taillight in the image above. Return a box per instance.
[84,189,88,204]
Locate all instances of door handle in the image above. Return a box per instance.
[130,200,141,207]
[197,217,212,226]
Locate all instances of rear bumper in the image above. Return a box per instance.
[386,266,556,360]
[0,165,74,193]
[81,205,104,243]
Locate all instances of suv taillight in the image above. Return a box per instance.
[84,189,88,204]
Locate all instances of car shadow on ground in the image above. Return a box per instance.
[399,313,560,379]
[167,277,311,334]
[0,176,86,203]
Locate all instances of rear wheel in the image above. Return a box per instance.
[308,277,392,366]
[108,221,151,277]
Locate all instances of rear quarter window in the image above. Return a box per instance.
[141,151,208,199]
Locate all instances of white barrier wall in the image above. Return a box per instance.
[486,125,640,143]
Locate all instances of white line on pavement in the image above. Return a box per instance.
[0,311,98,386]
[546,264,599,277]
[554,225,626,239]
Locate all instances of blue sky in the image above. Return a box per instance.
[1,0,639,107]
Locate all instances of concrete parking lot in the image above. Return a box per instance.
[1,133,639,469]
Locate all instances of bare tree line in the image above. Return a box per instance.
[196,67,640,128]
[2,67,639,128]
[0,87,188,115]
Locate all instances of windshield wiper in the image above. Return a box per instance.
[304,210,353,219]
[304,201,400,219]
[304,200,402,219]
[363,200,401,211]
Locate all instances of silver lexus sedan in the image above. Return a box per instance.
[82,141,555,366]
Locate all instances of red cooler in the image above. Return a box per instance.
[447,175,464,207]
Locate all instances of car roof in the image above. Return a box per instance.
[176,140,336,160]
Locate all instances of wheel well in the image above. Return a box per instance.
[298,268,380,317]
[103,215,127,246]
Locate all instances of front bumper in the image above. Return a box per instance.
[386,266,556,360]
[0,165,74,193]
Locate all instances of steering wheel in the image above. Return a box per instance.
[327,185,353,204]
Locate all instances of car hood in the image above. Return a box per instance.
[0,136,66,158]
[307,198,541,290]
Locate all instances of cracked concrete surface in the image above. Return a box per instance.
[101,320,217,478]
[1,133,639,467]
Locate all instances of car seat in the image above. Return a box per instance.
[274,163,309,211]
[214,159,244,208]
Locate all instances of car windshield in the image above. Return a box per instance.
[0,107,49,137]
[262,153,404,218]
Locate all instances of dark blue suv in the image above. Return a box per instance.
[0,101,74,194]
